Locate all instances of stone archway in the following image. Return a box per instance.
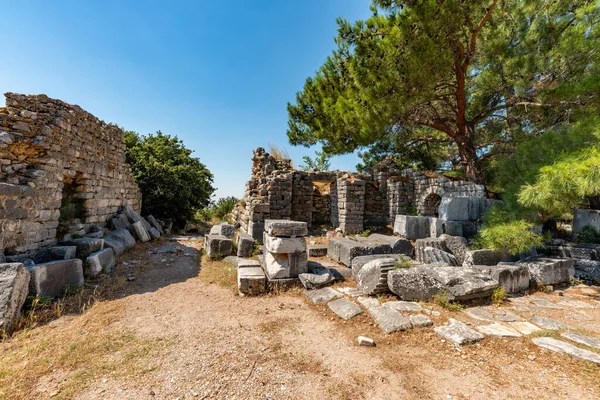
[418,187,446,217]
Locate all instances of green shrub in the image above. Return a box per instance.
[577,225,600,244]
[491,287,507,305]
[393,259,413,269]
[472,206,544,256]
[433,290,463,312]
[197,196,239,223]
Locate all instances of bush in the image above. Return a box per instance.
[124,130,215,225]
[472,206,544,256]
[577,225,600,244]
[491,287,508,305]
[197,196,239,223]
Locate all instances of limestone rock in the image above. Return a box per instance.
[387,267,442,301]
[473,264,530,294]
[414,238,449,263]
[358,336,375,346]
[265,220,308,237]
[561,331,600,350]
[205,235,233,258]
[236,233,255,258]
[529,315,570,330]
[299,268,335,290]
[130,221,151,243]
[410,314,433,328]
[366,234,413,256]
[356,258,396,295]
[304,287,342,304]
[0,263,30,329]
[425,266,498,301]
[476,323,522,337]
[328,299,363,320]
[210,223,235,239]
[508,321,542,335]
[384,300,423,313]
[393,215,431,240]
[439,234,470,264]
[352,254,412,277]
[463,249,510,267]
[103,229,136,257]
[264,233,307,254]
[533,337,600,365]
[516,257,574,285]
[368,306,412,334]
[85,248,116,277]
[264,251,308,279]
[62,237,104,259]
[434,318,484,345]
[423,246,459,266]
[148,227,161,240]
[29,259,84,298]
[147,215,164,234]
[307,244,328,257]
[238,263,266,295]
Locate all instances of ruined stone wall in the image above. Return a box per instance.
[0,93,141,255]
[234,149,487,236]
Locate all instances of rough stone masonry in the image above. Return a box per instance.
[0,93,142,255]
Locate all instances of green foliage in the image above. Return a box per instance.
[287,0,600,183]
[472,210,544,256]
[577,225,600,244]
[197,196,239,223]
[393,259,413,270]
[491,287,508,305]
[124,130,215,225]
[518,145,600,217]
[300,150,331,171]
[433,290,463,312]
[358,229,373,237]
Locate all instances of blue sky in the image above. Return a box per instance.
[1,0,371,199]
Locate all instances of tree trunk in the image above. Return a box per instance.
[457,136,484,184]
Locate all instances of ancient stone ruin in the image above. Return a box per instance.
[0,93,141,255]
[0,93,169,330]
[232,147,494,241]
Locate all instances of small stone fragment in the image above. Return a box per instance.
[434,318,484,345]
[358,336,375,346]
[328,299,363,320]
[410,314,433,328]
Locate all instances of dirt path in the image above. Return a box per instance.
[2,238,600,399]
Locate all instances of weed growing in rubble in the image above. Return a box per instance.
[433,290,463,312]
[491,287,508,305]
[393,259,413,269]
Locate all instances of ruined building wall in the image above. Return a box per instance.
[0,93,141,254]
[234,148,487,239]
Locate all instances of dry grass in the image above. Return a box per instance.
[198,254,237,292]
[0,301,171,400]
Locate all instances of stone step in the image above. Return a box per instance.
[304,287,342,304]
[532,337,600,365]
[327,299,363,320]
[434,318,484,345]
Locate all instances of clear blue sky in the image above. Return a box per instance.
[1,0,371,200]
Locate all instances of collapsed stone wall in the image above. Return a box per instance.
[0,93,141,255]
[232,148,487,240]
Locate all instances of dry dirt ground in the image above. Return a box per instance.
[2,237,600,400]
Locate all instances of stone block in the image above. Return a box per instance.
[415,238,449,263]
[0,263,30,329]
[423,247,459,266]
[264,251,308,279]
[476,323,522,338]
[263,232,307,254]
[248,221,265,242]
[410,314,433,328]
[434,318,484,345]
[129,221,150,242]
[62,237,104,259]
[439,235,470,264]
[304,287,342,304]
[110,214,131,230]
[356,258,395,295]
[351,254,411,277]
[103,229,136,257]
[85,248,116,277]
[425,266,498,301]
[327,237,391,267]
[561,331,600,351]
[236,233,255,258]
[307,244,328,257]
[238,264,266,295]
[205,235,233,258]
[573,209,600,237]
[532,337,600,365]
[147,215,164,234]
[384,300,423,313]
[366,234,413,255]
[462,249,510,267]
[387,268,442,301]
[393,215,431,240]
[32,246,77,263]
[29,259,84,298]
[358,336,375,346]
[438,196,499,221]
[367,306,412,334]
[473,264,530,293]
[265,219,308,237]
[299,268,334,290]
[516,257,574,285]
[328,299,363,320]
[429,218,464,238]
[123,204,143,224]
[148,227,161,240]
[210,223,235,239]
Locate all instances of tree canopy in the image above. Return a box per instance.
[124,130,215,224]
[299,150,331,171]
[287,0,600,183]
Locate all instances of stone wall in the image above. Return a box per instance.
[0,93,141,255]
[233,148,487,239]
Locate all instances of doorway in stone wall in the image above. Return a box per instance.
[422,193,442,217]
[58,172,86,238]
[312,181,332,226]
